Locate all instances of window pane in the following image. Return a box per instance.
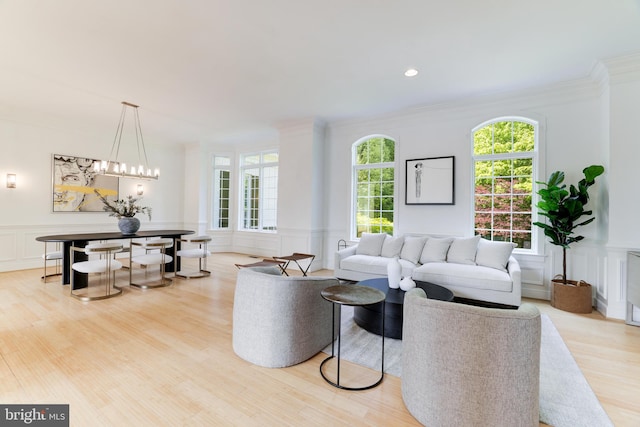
[493,122,513,154]
[512,194,531,213]
[214,156,231,166]
[242,154,260,166]
[493,196,512,212]
[513,213,532,231]
[512,176,531,194]
[262,151,278,163]
[475,160,492,178]
[475,195,492,212]
[382,139,395,162]
[513,231,532,249]
[473,127,493,155]
[493,159,512,177]
[475,212,492,230]
[513,122,535,152]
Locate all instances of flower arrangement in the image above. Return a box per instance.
[94,189,152,220]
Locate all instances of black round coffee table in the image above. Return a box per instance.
[353,278,454,339]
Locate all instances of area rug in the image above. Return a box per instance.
[322,306,613,427]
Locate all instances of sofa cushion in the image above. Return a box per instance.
[341,255,416,278]
[400,236,427,264]
[341,254,391,276]
[447,236,480,265]
[412,262,513,293]
[381,236,404,258]
[356,233,387,256]
[419,237,453,264]
[475,239,516,272]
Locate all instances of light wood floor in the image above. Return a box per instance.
[1,253,638,426]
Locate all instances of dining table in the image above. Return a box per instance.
[36,229,195,285]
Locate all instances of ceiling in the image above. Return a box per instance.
[1,0,639,145]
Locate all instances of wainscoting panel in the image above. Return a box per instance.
[0,232,17,262]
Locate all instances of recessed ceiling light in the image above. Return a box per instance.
[404,68,419,77]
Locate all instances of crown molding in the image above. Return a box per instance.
[329,76,602,133]
[600,51,640,84]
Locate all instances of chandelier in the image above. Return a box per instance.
[93,101,160,180]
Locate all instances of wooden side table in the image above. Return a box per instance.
[273,253,315,276]
[319,284,386,390]
[234,259,286,272]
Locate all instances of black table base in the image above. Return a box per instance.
[353,278,454,339]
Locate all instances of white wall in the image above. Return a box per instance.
[0,118,185,272]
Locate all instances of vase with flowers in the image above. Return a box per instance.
[94,190,152,235]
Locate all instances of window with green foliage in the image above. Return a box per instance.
[212,155,231,229]
[240,151,278,232]
[352,136,396,238]
[472,119,537,250]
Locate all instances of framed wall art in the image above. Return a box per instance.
[405,156,455,205]
[52,154,119,212]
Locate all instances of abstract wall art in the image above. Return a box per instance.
[52,154,119,212]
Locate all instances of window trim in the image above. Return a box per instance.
[211,155,232,230]
[238,149,279,233]
[350,134,398,241]
[470,116,542,255]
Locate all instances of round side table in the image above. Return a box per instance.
[320,284,386,390]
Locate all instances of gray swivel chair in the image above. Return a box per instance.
[232,266,339,368]
[402,288,541,427]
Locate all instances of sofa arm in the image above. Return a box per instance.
[335,245,357,268]
[507,255,522,303]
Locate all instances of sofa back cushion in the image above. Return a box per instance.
[381,235,404,258]
[356,232,387,256]
[447,236,481,265]
[419,237,453,264]
[400,236,427,264]
[475,238,516,271]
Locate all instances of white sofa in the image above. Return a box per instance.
[334,233,521,306]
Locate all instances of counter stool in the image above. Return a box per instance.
[42,242,63,282]
[70,242,124,301]
[129,238,174,288]
[175,235,212,279]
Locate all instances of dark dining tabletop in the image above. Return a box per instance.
[37,229,195,284]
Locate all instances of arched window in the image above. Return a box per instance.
[472,118,538,251]
[352,136,396,239]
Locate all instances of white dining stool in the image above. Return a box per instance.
[42,241,63,283]
[69,242,124,301]
[129,238,174,289]
[175,235,212,279]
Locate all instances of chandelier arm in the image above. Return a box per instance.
[108,105,127,166]
[134,107,151,171]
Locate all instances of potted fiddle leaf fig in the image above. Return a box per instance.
[533,164,605,313]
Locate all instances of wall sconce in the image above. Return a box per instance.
[6,173,16,189]
[137,184,144,196]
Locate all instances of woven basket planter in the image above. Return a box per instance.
[550,276,593,314]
